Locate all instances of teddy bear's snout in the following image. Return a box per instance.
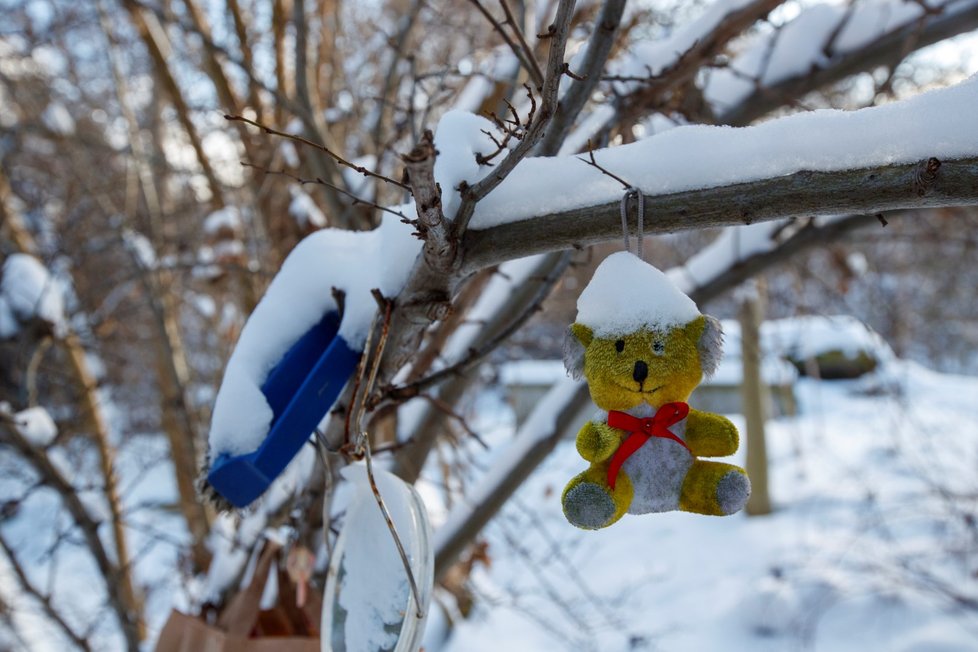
[633,360,648,384]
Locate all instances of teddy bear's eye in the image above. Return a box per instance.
[615,339,625,353]
[653,340,665,355]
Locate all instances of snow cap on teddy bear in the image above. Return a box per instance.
[576,252,701,337]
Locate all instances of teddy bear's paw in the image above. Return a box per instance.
[717,470,751,515]
[563,482,616,530]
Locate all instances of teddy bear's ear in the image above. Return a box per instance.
[570,322,593,347]
[698,315,724,379]
[563,323,592,379]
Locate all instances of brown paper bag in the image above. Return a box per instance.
[155,542,320,652]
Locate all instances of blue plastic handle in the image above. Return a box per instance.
[207,312,361,507]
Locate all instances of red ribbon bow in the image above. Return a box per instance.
[606,402,691,490]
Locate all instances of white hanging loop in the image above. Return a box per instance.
[619,187,645,258]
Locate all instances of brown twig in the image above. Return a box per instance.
[498,0,546,87]
[402,130,457,272]
[0,418,140,650]
[577,138,631,189]
[240,162,410,222]
[468,0,544,87]
[452,0,578,236]
[225,114,410,191]
[537,0,627,154]
[477,85,538,165]
[384,253,571,402]
[418,394,489,449]
[0,533,93,651]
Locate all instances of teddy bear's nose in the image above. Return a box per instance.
[633,360,648,383]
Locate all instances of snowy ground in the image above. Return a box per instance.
[431,360,978,652]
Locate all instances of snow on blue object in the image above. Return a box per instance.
[207,311,361,508]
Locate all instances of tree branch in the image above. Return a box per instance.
[0,533,92,652]
[402,130,456,273]
[468,0,544,88]
[718,1,978,126]
[433,380,590,579]
[687,214,878,304]
[452,0,578,234]
[0,419,140,651]
[612,0,785,125]
[461,155,978,272]
[537,0,627,155]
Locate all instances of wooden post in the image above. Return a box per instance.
[740,283,772,516]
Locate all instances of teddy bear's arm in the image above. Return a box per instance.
[684,408,739,457]
[575,421,623,463]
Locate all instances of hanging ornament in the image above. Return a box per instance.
[560,191,750,530]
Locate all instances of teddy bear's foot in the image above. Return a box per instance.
[680,461,751,516]
[563,481,616,530]
[717,469,751,515]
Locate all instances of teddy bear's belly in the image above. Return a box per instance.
[622,438,694,514]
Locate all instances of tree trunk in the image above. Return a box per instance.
[740,284,772,516]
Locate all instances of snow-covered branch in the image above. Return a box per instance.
[459,76,978,271]
[463,155,976,270]
[711,0,978,125]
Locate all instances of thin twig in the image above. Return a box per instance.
[0,418,140,648]
[384,255,571,401]
[417,394,489,449]
[577,138,631,189]
[498,0,546,87]
[345,298,427,619]
[361,434,427,618]
[452,0,578,236]
[225,114,410,191]
[0,533,93,651]
[240,162,410,222]
[468,0,544,87]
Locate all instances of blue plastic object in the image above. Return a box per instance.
[207,311,361,507]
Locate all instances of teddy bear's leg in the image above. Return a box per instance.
[679,461,751,516]
[561,463,633,530]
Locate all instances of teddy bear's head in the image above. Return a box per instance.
[567,316,721,411]
[564,253,723,412]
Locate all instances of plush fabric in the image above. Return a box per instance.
[561,256,751,530]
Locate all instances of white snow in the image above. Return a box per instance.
[40,102,74,136]
[208,211,421,457]
[202,206,242,236]
[432,110,504,221]
[761,314,896,365]
[576,252,700,336]
[668,221,782,294]
[123,229,157,268]
[498,359,568,387]
[461,73,978,229]
[287,186,327,229]
[668,216,851,294]
[0,253,65,336]
[2,405,57,446]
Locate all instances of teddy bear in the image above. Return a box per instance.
[561,252,751,530]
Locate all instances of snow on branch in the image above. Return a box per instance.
[706,0,978,123]
[459,74,978,270]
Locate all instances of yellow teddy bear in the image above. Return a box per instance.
[561,252,750,530]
